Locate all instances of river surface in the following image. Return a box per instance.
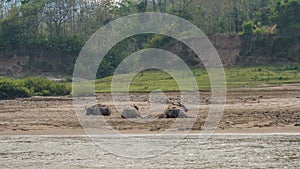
[0,134,299,168]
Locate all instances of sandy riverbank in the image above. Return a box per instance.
[0,84,300,135]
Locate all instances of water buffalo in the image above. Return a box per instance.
[85,104,111,116]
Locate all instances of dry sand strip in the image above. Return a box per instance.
[0,86,300,135]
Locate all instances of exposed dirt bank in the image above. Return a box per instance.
[0,34,242,78]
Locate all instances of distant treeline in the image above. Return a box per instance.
[0,0,299,77]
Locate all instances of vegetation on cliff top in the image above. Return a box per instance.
[1,0,300,98]
[0,0,300,78]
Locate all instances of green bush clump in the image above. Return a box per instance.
[0,79,30,100]
[0,77,71,100]
[22,77,70,96]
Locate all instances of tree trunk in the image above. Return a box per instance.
[152,0,157,12]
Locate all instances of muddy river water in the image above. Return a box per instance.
[0,134,299,168]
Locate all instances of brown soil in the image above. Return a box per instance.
[0,55,30,77]
[0,85,300,135]
[0,34,242,78]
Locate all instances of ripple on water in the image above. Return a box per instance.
[0,135,299,168]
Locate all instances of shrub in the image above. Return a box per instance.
[0,77,71,100]
[22,77,71,96]
[0,79,30,100]
[242,21,256,35]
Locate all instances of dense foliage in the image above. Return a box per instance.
[0,77,71,99]
[0,0,299,77]
[0,80,30,99]
[240,0,300,61]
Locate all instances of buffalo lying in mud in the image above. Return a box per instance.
[165,103,189,118]
[119,103,189,119]
[85,103,190,119]
[121,104,141,119]
[85,104,111,116]
[143,103,190,119]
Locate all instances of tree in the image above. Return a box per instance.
[0,5,24,52]
[136,0,148,12]
[18,0,47,37]
[44,0,72,36]
[273,0,300,38]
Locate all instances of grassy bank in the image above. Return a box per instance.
[95,65,300,93]
[1,65,299,99]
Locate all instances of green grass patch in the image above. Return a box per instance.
[225,65,300,87]
[0,77,71,100]
[95,65,300,93]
